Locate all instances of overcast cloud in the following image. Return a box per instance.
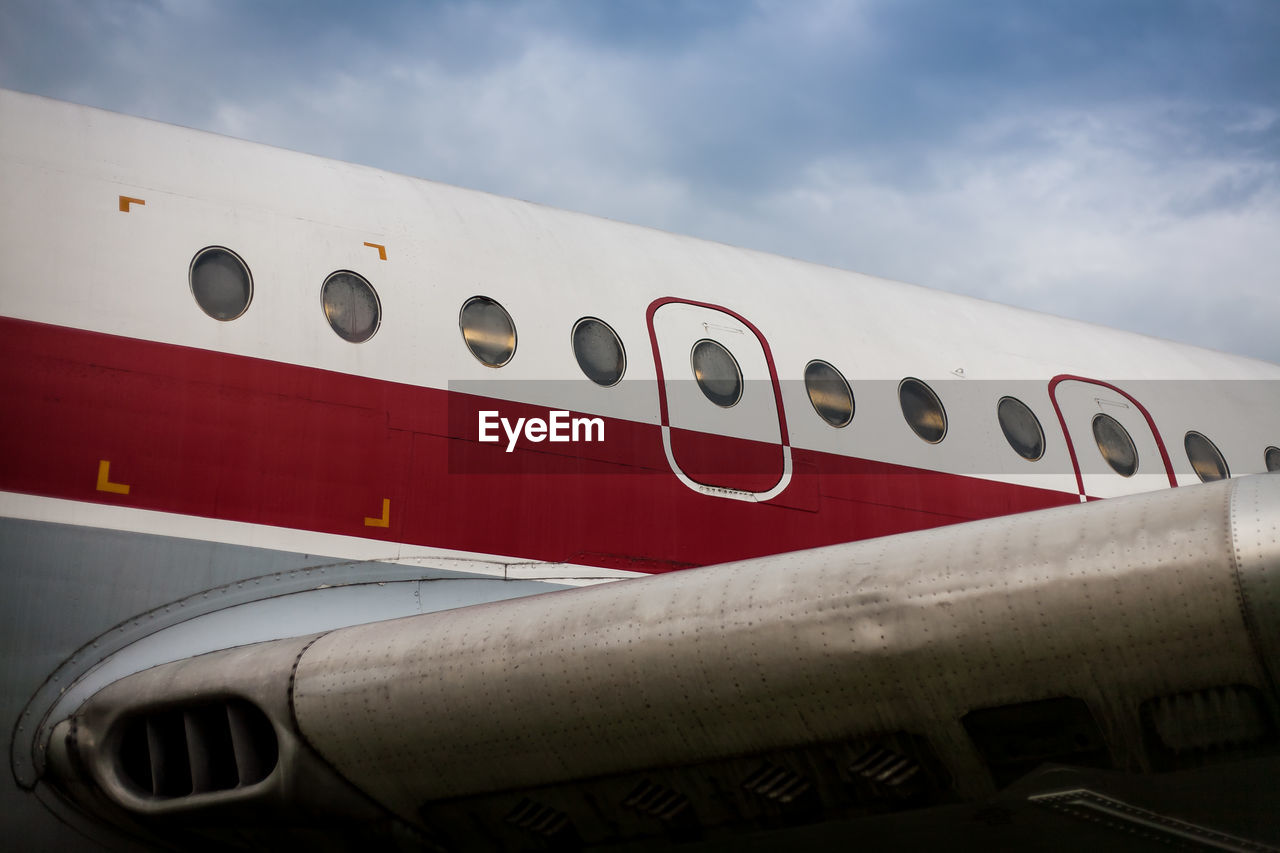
[2,0,1277,361]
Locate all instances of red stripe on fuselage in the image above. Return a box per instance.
[0,317,1075,570]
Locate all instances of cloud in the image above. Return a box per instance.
[2,0,1278,361]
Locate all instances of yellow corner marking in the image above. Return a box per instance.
[96,460,131,495]
[363,241,387,260]
[118,196,145,212]
[364,498,391,528]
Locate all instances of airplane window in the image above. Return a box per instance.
[572,317,625,386]
[691,339,742,407]
[899,378,947,443]
[189,247,252,321]
[997,396,1044,461]
[321,271,380,343]
[1092,413,1137,477]
[804,360,853,427]
[460,296,516,367]
[1268,447,1280,472]
[1184,432,1229,482]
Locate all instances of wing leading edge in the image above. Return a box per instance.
[45,475,1280,850]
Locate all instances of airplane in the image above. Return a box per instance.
[2,87,1279,851]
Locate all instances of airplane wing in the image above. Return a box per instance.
[40,474,1280,851]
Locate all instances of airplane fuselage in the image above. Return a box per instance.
[3,89,1279,850]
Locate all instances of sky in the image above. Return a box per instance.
[2,0,1278,362]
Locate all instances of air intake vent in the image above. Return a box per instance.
[116,698,277,799]
[742,761,811,802]
[622,779,692,820]
[848,745,920,787]
[503,798,571,837]
[963,696,1110,788]
[1142,685,1276,771]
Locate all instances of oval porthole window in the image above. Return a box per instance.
[997,396,1045,461]
[804,360,853,428]
[1184,431,1229,482]
[189,246,252,321]
[572,317,625,386]
[1267,447,1280,472]
[321,271,380,343]
[459,296,516,367]
[1092,413,1138,477]
[899,378,947,443]
[691,339,743,408]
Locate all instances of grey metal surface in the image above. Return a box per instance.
[1231,473,1280,693]
[0,516,566,848]
[39,476,1280,848]
[4,517,529,787]
[44,637,429,851]
[280,476,1276,819]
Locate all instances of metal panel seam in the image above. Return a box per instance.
[285,631,427,840]
[1228,479,1279,699]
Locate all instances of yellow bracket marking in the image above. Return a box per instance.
[96,460,131,495]
[363,241,387,260]
[118,196,145,212]
[364,498,391,528]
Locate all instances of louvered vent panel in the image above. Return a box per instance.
[116,698,277,799]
